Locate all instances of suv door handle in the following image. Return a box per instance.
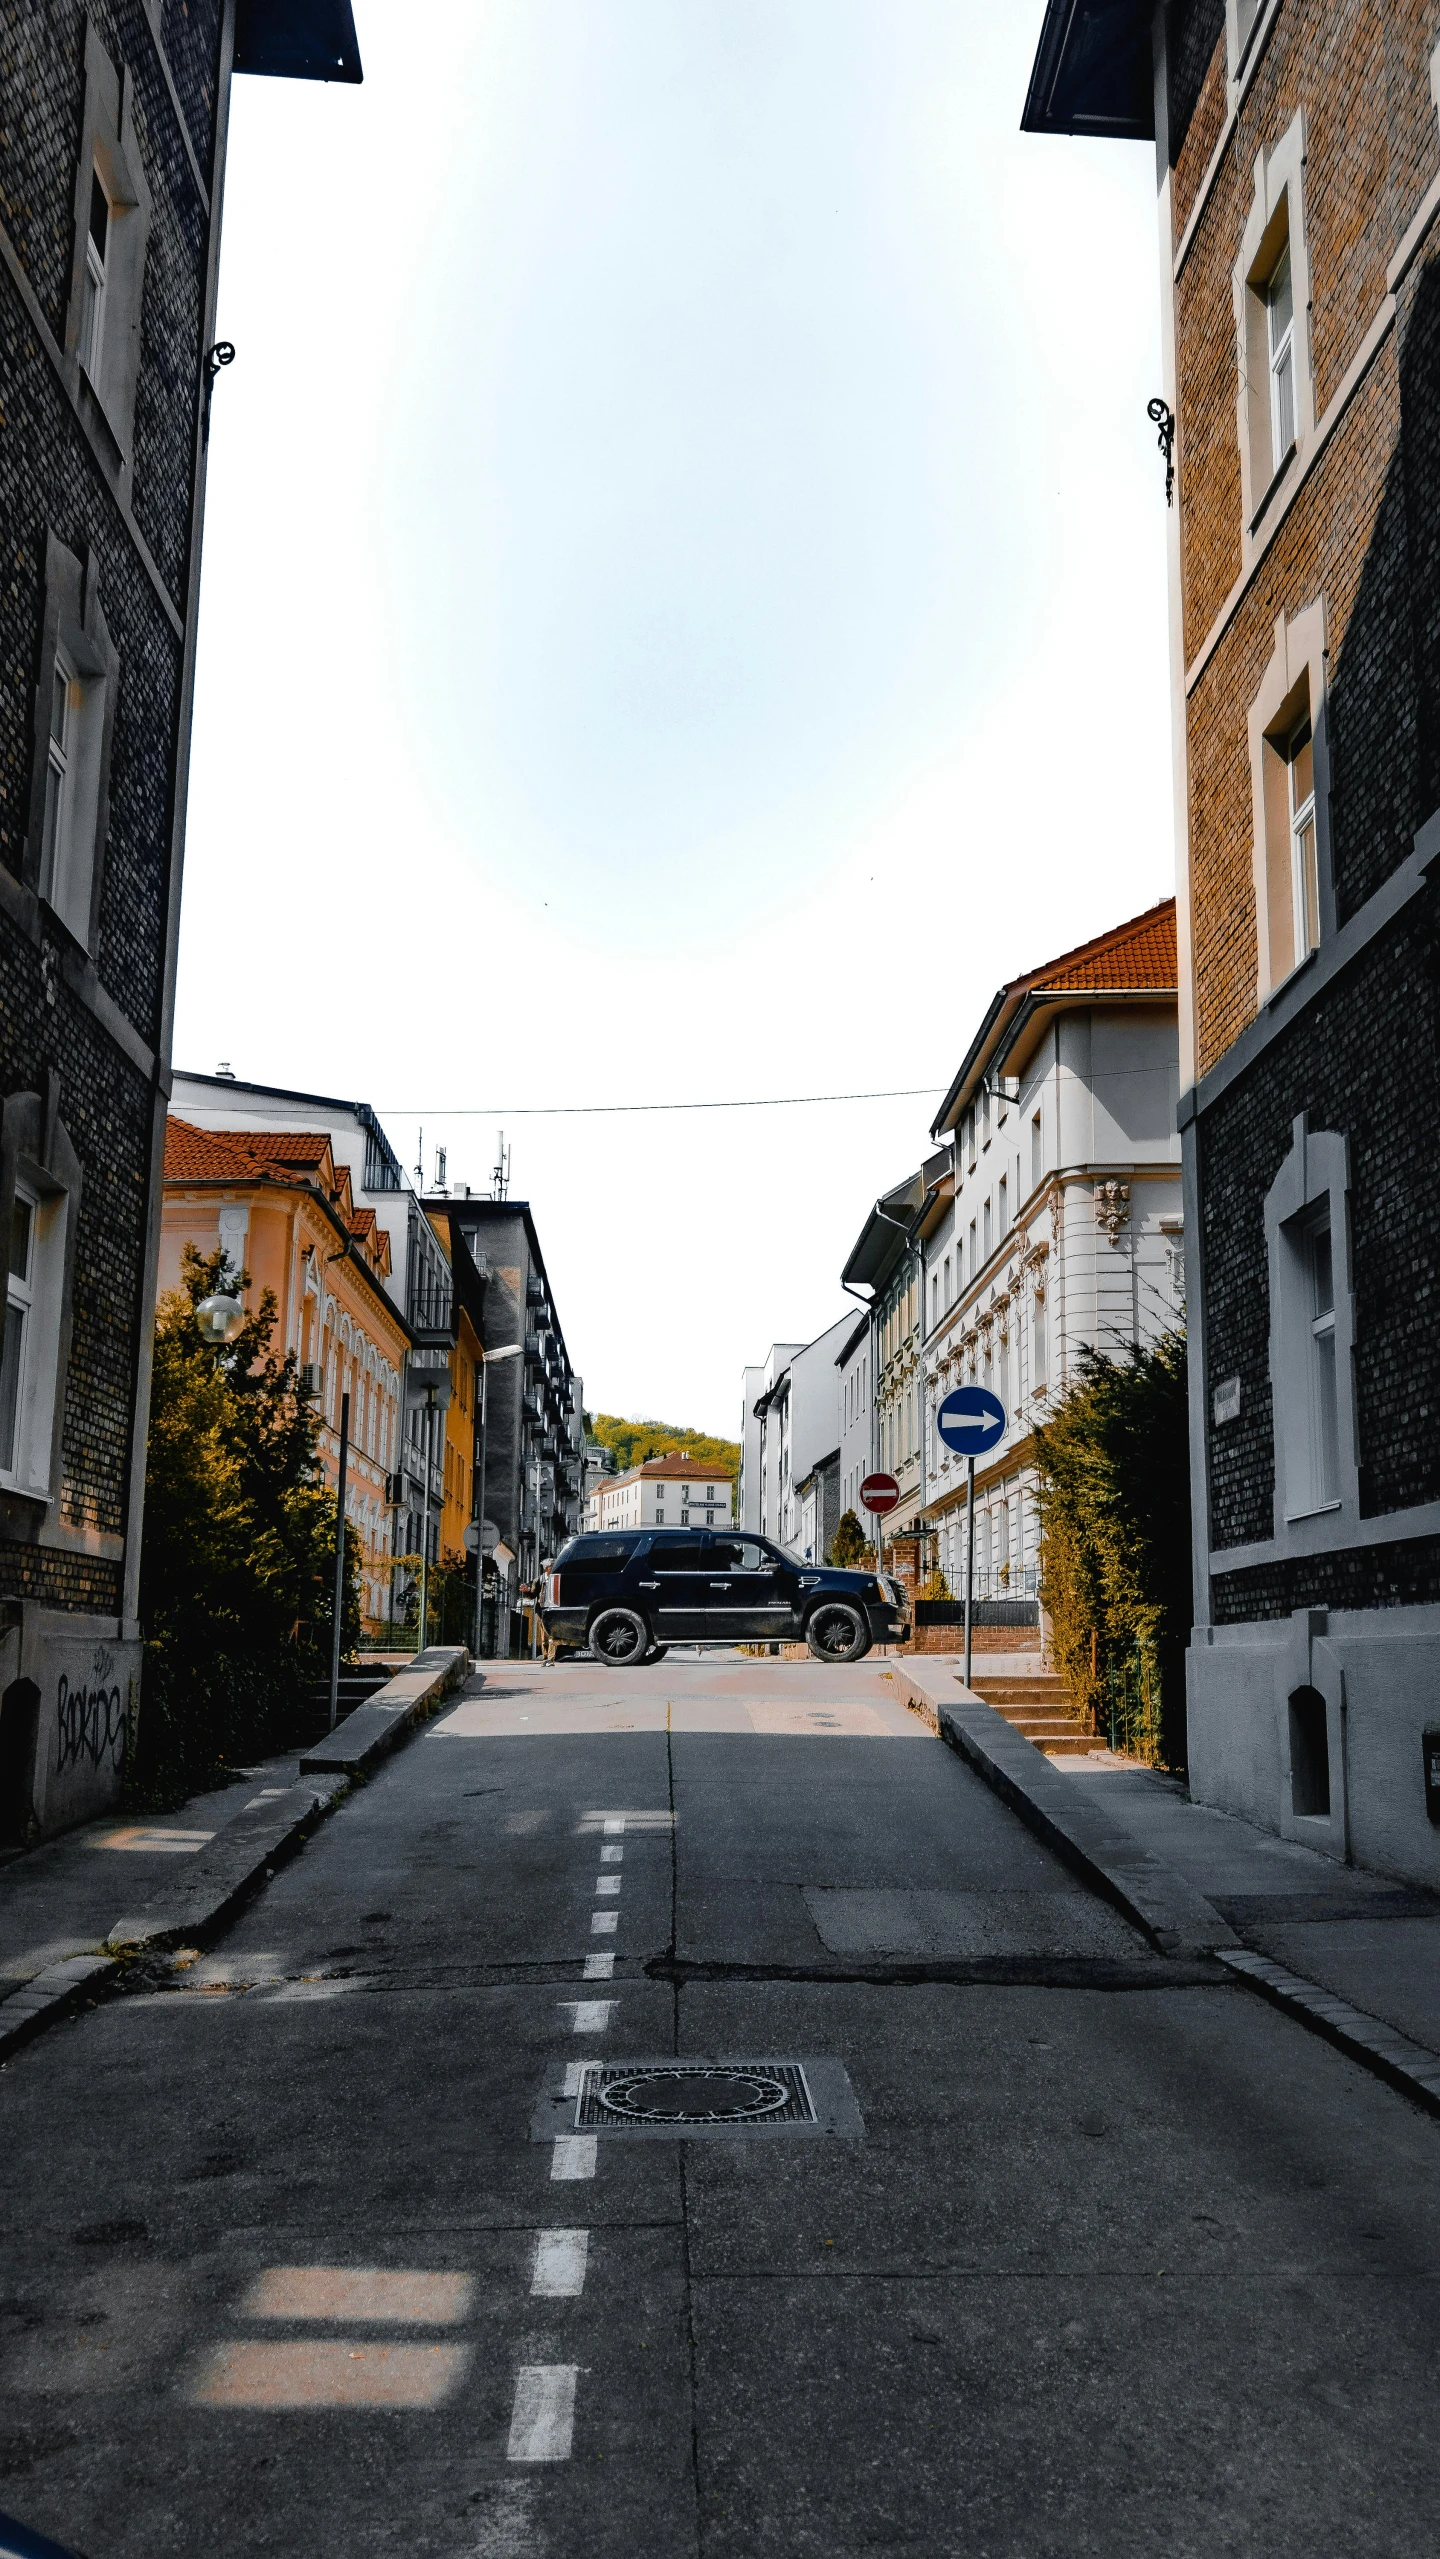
[638,1579,659,1589]
[709,1580,731,1588]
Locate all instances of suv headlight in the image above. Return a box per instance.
[884,1576,906,1609]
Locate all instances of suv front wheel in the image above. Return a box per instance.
[589,1606,651,1667]
[805,1601,871,1665]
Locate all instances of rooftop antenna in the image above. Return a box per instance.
[414,1125,424,1185]
[434,1144,447,1192]
[491,1129,510,1202]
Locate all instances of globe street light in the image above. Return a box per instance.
[196,1292,244,1345]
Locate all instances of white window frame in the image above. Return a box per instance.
[1247,599,1331,1001]
[1263,1118,1358,1540]
[1233,117,1314,546]
[27,536,119,952]
[1,1186,38,1484]
[65,31,154,488]
[1286,715,1319,965]
[0,1092,81,1510]
[1266,239,1295,468]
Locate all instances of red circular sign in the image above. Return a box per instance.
[859,1472,900,1516]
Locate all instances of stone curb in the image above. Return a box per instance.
[105,1777,349,1956]
[1217,1948,1440,2116]
[297,1646,472,1776]
[886,1658,1239,1960]
[0,1952,117,2060]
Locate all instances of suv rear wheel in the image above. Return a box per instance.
[805,1601,870,1665]
[589,1606,650,1667]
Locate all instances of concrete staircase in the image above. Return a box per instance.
[966,1657,1102,1758]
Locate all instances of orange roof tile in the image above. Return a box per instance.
[1016,898,1176,998]
[164,1119,274,1183]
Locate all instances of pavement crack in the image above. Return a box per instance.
[648,1955,1229,1992]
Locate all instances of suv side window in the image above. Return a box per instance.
[650,1539,711,1572]
[562,1538,639,1573]
[710,1538,768,1571]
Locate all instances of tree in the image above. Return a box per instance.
[134,1244,359,1804]
[588,1411,740,1481]
[830,1509,867,1568]
[1031,1332,1191,1769]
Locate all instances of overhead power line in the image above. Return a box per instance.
[377,1085,945,1119]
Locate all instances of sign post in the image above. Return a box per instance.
[859,1471,901,1597]
[935,1387,1007,1689]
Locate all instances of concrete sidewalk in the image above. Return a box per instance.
[0,1647,470,2053]
[890,1655,1440,2103]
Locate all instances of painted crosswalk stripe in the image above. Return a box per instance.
[551,2136,596,2182]
[595,1875,621,1895]
[561,2060,597,2097]
[507,2363,578,2461]
[582,1952,615,1980]
[531,2230,589,2297]
[590,1910,618,1935]
[559,2000,615,2033]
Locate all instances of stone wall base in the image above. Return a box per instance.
[1188,1604,1440,1889]
[0,1607,138,1844]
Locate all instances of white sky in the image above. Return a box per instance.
[178,0,1170,1439]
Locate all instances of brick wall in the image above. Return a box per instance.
[0,0,221,1636]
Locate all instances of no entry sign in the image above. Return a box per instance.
[859,1472,900,1516]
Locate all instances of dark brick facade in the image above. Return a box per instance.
[1162,0,1440,1632]
[1,0,224,1682]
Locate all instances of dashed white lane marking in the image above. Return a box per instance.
[561,2060,597,2096]
[551,2137,596,2182]
[560,2000,616,2034]
[508,2363,579,2462]
[594,1875,622,1896]
[582,1952,615,1980]
[531,2230,589,2298]
[599,1844,623,1864]
[590,1910,618,1935]
[603,1817,626,1835]
[577,1811,673,1834]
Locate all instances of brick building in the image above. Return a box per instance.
[1025,2,1440,1880]
[0,5,360,1838]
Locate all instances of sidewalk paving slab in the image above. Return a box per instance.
[889,1653,1440,2114]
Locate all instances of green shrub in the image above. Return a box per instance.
[1032,1333,1191,1770]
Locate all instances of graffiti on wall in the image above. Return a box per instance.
[55,1645,128,1777]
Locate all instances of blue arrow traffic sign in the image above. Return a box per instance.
[936,1384,1007,1456]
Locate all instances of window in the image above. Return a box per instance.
[1031,1112,1043,1191]
[1032,1290,1047,1393]
[998,1175,1008,1234]
[1287,717,1318,962]
[968,1218,977,1275]
[1264,1121,1356,1535]
[66,29,153,477]
[1302,1214,1339,1509]
[0,1093,81,1505]
[983,1199,992,1260]
[1235,121,1310,535]
[943,1253,951,1307]
[1,1193,36,1476]
[930,1273,938,1328]
[81,168,111,382]
[1267,241,1295,463]
[980,1089,991,1149]
[26,536,117,948]
[1248,604,1328,997]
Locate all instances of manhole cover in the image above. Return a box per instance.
[576,2061,815,2129]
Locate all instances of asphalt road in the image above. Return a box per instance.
[3,1653,1439,2558]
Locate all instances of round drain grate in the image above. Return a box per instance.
[596,2066,793,2124]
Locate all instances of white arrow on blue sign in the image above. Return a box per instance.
[936,1384,1007,1456]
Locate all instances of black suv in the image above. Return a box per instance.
[540,1528,909,1666]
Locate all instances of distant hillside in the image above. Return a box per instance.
[589,1413,739,1481]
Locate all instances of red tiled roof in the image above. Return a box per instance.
[164,1119,274,1183]
[224,1130,331,1169]
[1017,898,1177,997]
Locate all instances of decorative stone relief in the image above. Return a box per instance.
[1095,1180,1132,1241]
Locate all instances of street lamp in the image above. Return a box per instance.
[196,1292,244,1345]
[474,1343,522,1659]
